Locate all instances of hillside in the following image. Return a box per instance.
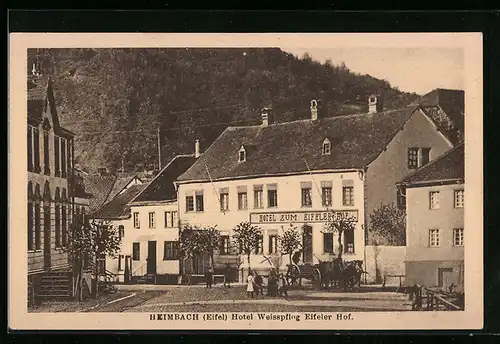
[28,48,419,173]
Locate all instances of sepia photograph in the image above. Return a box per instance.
[9,33,483,330]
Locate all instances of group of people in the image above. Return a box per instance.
[204,264,232,289]
[246,268,288,298]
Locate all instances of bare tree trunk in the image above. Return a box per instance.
[92,252,99,298]
[337,231,343,260]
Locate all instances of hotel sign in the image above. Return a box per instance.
[249,210,358,224]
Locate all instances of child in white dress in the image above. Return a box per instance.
[247,271,254,298]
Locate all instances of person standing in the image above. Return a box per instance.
[247,270,255,298]
[223,263,232,288]
[205,266,213,288]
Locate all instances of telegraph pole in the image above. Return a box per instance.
[157,128,162,170]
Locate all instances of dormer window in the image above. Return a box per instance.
[238,146,246,162]
[322,138,331,155]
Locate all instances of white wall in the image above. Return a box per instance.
[178,171,366,273]
[364,245,406,284]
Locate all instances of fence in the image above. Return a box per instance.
[409,285,463,311]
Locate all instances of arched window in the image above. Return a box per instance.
[28,182,34,251]
[238,145,246,163]
[34,184,41,250]
[55,188,61,247]
[43,181,52,202]
[322,138,331,155]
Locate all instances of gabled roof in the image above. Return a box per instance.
[398,143,464,187]
[132,154,196,203]
[92,184,148,220]
[410,88,465,144]
[105,174,142,204]
[177,107,419,183]
[84,174,118,213]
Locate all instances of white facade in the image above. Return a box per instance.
[177,170,366,278]
[126,202,180,277]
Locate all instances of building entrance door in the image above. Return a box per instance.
[302,225,313,263]
[147,241,157,275]
[43,204,51,269]
[438,267,454,289]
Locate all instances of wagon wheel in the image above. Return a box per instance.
[286,264,300,287]
[312,268,322,290]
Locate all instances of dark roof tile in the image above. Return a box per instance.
[92,184,148,220]
[83,174,117,213]
[177,107,417,182]
[133,155,196,202]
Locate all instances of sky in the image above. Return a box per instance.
[281,47,464,95]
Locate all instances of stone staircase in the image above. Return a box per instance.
[38,270,73,301]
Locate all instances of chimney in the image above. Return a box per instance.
[368,94,384,113]
[261,107,274,127]
[310,99,318,120]
[195,139,201,158]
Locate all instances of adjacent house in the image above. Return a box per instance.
[175,95,456,281]
[27,67,91,302]
[122,153,197,284]
[398,143,465,291]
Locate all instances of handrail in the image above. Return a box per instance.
[132,261,148,276]
[412,284,462,311]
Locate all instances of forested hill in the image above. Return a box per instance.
[28,48,419,173]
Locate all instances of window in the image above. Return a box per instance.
[322,138,331,155]
[118,255,124,271]
[255,235,264,254]
[453,228,464,246]
[269,234,278,254]
[429,191,440,209]
[172,211,178,228]
[342,186,354,206]
[118,225,125,240]
[132,243,140,260]
[61,138,67,177]
[429,229,440,247]
[408,147,431,169]
[397,186,407,210]
[220,192,229,212]
[55,203,61,247]
[344,230,355,253]
[195,194,204,212]
[164,211,173,228]
[254,187,263,209]
[28,126,33,171]
[43,131,50,175]
[238,192,248,210]
[54,136,60,176]
[186,196,194,212]
[33,127,40,172]
[238,146,246,162]
[148,212,155,228]
[34,203,41,250]
[219,236,230,255]
[61,204,67,246]
[322,187,332,207]
[267,184,278,208]
[301,187,312,207]
[28,202,34,250]
[133,212,140,228]
[163,241,180,260]
[454,190,464,208]
[61,138,69,178]
[323,232,334,253]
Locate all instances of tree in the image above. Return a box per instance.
[64,217,121,300]
[370,202,406,246]
[323,211,357,260]
[232,222,262,269]
[180,225,220,269]
[277,224,302,265]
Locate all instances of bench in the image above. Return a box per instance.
[382,274,405,292]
